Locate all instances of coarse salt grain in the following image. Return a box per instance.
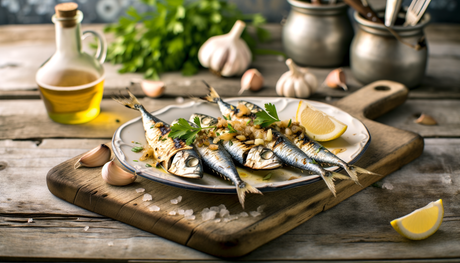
[136,188,145,193]
[185,215,196,221]
[143,194,152,201]
[257,205,266,213]
[108,241,114,246]
[185,209,193,217]
[27,218,33,223]
[219,209,229,218]
[239,212,249,217]
[148,205,160,212]
[382,183,394,190]
[84,226,89,231]
[170,199,179,204]
[169,211,177,216]
[202,210,217,221]
[178,209,185,215]
[250,211,261,217]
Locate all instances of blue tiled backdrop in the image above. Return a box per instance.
[0,0,459,24]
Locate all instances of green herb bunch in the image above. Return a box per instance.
[104,0,269,79]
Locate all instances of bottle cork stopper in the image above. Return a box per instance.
[55,2,78,18]
[55,2,78,27]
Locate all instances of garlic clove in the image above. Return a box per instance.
[414,114,437,125]
[325,68,348,91]
[276,59,318,98]
[141,80,165,98]
[239,69,264,95]
[101,160,137,186]
[75,144,111,169]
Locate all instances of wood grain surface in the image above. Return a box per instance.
[45,80,424,257]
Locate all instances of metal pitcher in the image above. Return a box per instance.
[282,0,353,67]
[350,10,430,89]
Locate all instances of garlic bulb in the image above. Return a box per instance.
[276,59,318,98]
[75,144,111,169]
[239,68,264,95]
[198,20,252,77]
[101,160,137,186]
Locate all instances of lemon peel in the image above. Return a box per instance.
[391,199,444,240]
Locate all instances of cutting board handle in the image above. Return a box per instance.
[334,80,408,120]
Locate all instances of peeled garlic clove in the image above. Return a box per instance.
[325,68,348,90]
[75,144,111,169]
[415,114,437,125]
[239,69,264,95]
[141,80,165,98]
[101,161,137,186]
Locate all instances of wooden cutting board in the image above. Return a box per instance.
[47,80,424,257]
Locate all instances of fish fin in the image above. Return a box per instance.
[112,88,142,110]
[351,166,381,176]
[236,182,262,209]
[343,165,362,186]
[200,81,220,103]
[322,172,350,197]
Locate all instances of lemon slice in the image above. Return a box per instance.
[391,199,444,240]
[295,101,347,141]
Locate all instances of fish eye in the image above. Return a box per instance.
[260,149,274,160]
[186,157,199,167]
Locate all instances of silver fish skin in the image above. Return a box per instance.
[190,113,282,170]
[175,119,261,208]
[113,90,203,179]
[202,85,349,195]
[240,100,379,184]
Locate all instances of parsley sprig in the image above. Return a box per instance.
[168,117,216,145]
[254,103,281,128]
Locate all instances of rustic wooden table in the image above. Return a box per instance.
[1,23,459,262]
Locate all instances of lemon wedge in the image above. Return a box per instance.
[391,199,444,240]
[295,101,347,141]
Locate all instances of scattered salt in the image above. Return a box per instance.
[239,212,249,217]
[382,183,394,190]
[143,194,152,201]
[177,196,183,202]
[210,206,220,212]
[219,209,229,218]
[185,215,196,221]
[84,226,89,231]
[108,241,114,246]
[214,218,221,223]
[178,209,185,215]
[218,204,226,210]
[136,188,145,193]
[202,210,217,221]
[169,210,177,216]
[257,205,266,213]
[185,209,194,217]
[250,211,261,217]
[442,175,452,184]
[170,199,179,205]
[148,205,160,212]
[27,218,33,223]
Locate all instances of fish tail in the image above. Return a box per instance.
[343,165,362,186]
[200,81,220,104]
[351,166,381,176]
[321,172,351,197]
[236,182,263,209]
[113,88,142,110]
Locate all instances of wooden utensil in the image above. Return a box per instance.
[385,0,403,26]
[404,0,432,26]
[343,0,382,23]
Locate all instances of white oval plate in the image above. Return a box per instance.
[112,97,370,193]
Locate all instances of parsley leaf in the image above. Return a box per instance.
[254,103,280,128]
[168,117,215,145]
[131,146,144,153]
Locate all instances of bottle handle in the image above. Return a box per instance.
[82,30,107,64]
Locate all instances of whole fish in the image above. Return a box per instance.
[201,83,350,196]
[190,113,282,170]
[238,100,380,185]
[113,90,203,179]
[172,118,261,208]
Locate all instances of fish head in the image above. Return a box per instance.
[189,113,218,128]
[245,146,282,170]
[168,149,203,179]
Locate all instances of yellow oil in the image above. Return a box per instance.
[38,69,104,124]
